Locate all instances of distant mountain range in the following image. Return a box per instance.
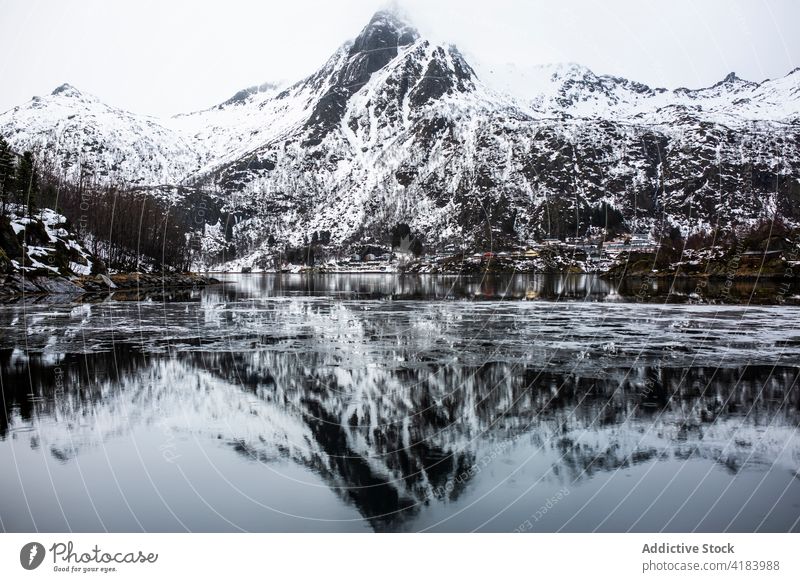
[1,10,799,265]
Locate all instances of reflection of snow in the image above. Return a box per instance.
[70,360,313,464]
[3,288,799,527]
[9,288,799,369]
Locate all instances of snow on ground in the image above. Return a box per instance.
[4,206,96,277]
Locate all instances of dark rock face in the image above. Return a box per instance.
[0,217,22,259]
[409,46,475,106]
[50,83,80,97]
[350,10,419,63]
[305,11,420,139]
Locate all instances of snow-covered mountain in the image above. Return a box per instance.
[0,84,204,186]
[476,62,800,123]
[1,10,799,263]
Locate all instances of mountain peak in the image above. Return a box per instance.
[370,5,414,28]
[721,71,741,84]
[713,71,757,89]
[221,81,282,107]
[553,62,595,77]
[352,9,419,55]
[51,83,82,97]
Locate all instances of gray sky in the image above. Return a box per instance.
[1,0,798,117]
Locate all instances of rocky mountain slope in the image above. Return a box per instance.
[1,10,799,266]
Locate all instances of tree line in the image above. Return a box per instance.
[57,181,194,272]
[0,137,193,272]
[0,137,53,216]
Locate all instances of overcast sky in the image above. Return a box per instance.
[1,0,798,117]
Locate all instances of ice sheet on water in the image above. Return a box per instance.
[1,297,799,370]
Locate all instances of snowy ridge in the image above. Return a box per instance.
[1,85,204,186]
[477,62,800,124]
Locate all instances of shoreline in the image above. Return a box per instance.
[203,268,800,282]
[0,272,220,298]
[1,270,798,305]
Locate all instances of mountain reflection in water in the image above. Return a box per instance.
[1,274,799,532]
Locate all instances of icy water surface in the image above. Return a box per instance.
[1,274,799,532]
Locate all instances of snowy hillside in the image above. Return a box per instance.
[0,84,205,186]
[476,62,800,124]
[1,9,799,264]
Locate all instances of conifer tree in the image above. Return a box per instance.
[15,151,39,215]
[0,137,15,216]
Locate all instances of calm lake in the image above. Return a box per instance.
[1,273,799,532]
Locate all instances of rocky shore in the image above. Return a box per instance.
[0,272,219,298]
